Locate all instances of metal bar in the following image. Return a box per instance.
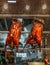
[28,62,44,65]
[0,31,50,34]
[0,48,4,50]
[0,48,50,51]
[0,31,8,33]
[4,18,8,30]
[0,23,3,30]
[0,14,50,17]
[18,48,50,50]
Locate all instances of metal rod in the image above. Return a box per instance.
[0,14,50,17]
[0,48,50,51]
[4,18,8,30]
[0,31,50,34]
[0,23,3,30]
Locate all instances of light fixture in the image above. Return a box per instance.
[3,3,8,10]
[25,5,30,10]
[8,0,16,3]
[42,3,47,10]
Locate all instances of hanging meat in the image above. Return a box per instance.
[24,18,44,50]
[5,18,22,51]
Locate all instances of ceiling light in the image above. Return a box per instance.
[25,5,30,10]
[42,3,47,10]
[3,3,8,10]
[8,0,16,3]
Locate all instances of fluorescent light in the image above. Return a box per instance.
[8,0,16,3]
